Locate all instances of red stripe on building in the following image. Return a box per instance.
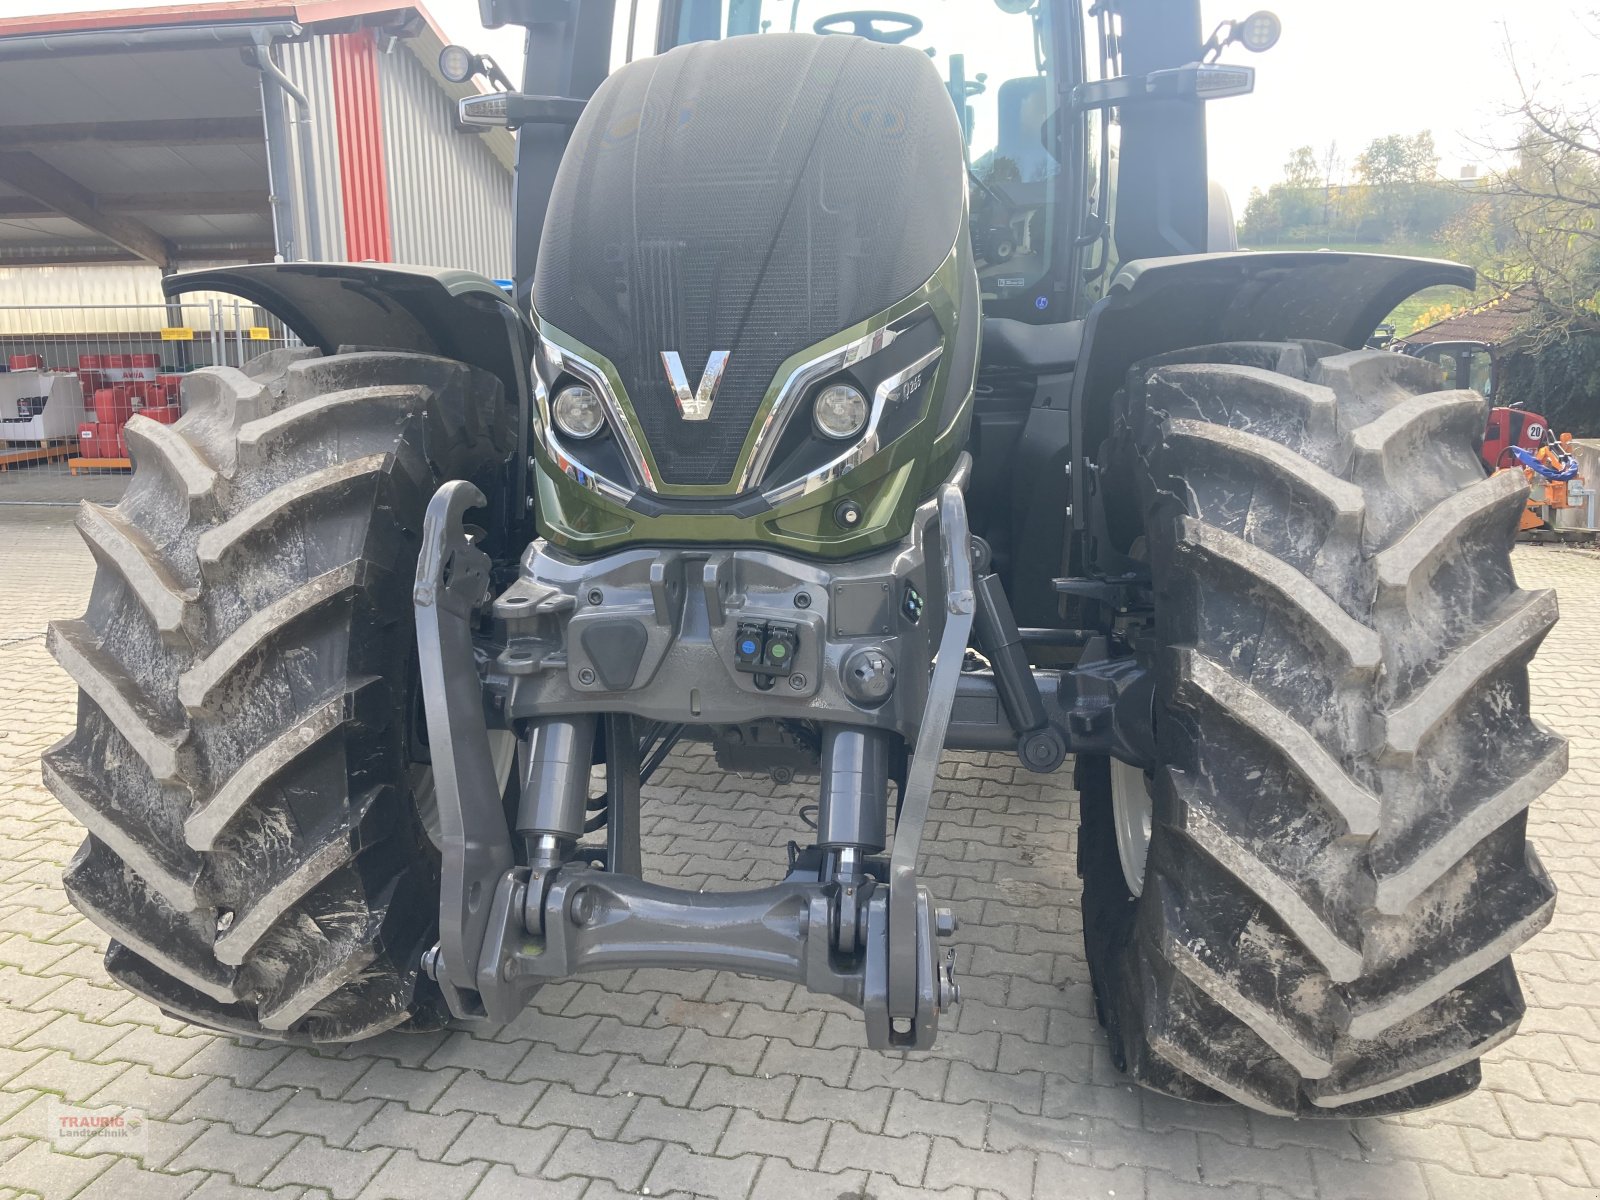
[329,27,392,262]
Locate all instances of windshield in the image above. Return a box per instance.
[664,1,1066,321]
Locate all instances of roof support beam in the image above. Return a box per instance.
[0,151,176,268]
[0,191,270,219]
[0,117,262,150]
[0,246,275,268]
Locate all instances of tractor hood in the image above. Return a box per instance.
[531,32,968,489]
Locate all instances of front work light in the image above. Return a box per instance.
[1237,11,1281,52]
[439,44,476,83]
[553,384,606,440]
[813,383,869,440]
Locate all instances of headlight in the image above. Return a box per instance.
[812,383,868,440]
[553,384,605,440]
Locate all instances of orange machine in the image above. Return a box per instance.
[1505,430,1586,532]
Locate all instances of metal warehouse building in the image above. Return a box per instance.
[0,0,516,306]
[0,0,515,499]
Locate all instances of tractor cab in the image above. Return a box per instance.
[662,1,1075,323]
[1410,338,1496,399]
[457,0,1279,329]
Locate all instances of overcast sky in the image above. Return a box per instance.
[14,0,1597,206]
[1200,1,1596,204]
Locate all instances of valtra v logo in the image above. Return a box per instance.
[660,350,730,421]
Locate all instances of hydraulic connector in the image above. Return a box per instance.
[733,619,800,676]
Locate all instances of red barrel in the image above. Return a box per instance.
[93,386,134,425]
[7,354,44,371]
[141,405,180,425]
[95,423,127,458]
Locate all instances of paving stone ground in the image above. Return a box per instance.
[1,502,1597,1200]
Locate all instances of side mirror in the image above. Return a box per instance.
[478,0,574,29]
[1070,63,1255,112]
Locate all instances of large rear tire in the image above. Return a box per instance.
[1080,343,1565,1115]
[45,349,515,1042]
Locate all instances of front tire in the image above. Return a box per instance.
[45,348,515,1042]
[1081,342,1565,1115]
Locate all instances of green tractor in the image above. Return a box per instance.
[47,0,1564,1117]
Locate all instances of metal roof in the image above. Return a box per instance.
[1399,284,1543,349]
[0,0,506,269]
[0,1,450,42]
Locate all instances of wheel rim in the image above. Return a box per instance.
[1110,757,1153,897]
[1110,531,1154,897]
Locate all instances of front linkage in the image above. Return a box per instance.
[413,465,1152,1051]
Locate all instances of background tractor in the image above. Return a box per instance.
[45,0,1566,1118]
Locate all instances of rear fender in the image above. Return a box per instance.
[165,262,536,548]
[1068,251,1475,569]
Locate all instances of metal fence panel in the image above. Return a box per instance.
[0,301,300,503]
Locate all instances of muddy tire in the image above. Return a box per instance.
[45,349,515,1042]
[1080,343,1565,1115]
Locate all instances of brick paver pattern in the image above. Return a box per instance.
[1,503,1597,1200]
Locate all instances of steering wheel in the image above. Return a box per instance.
[813,10,924,43]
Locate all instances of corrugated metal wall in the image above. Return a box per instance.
[378,41,513,279]
[329,29,394,262]
[279,36,349,262]
[0,262,277,333]
[278,32,510,276]
[0,265,166,316]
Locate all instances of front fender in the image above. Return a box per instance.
[1069,248,1473,516]
[1060,250,1475,591]
[164,261,534,390]
[166,261,537,545]
[1075,250,1474,423]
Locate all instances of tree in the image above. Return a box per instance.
[1441,46,1600,433]
[1238,146,1330,241]
[1236,131,1465,246]
[1353,131,1440,237]
[1283,145,1321,192]
[1469,111,1600,338]
[1319,140,1343,226]
[1239,186,1285,242]
[1355,132,1439,188]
